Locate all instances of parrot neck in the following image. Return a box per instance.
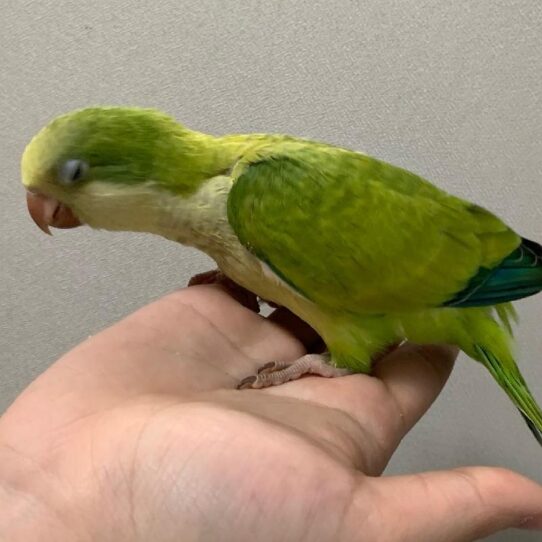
[162,175,238,251]
[159,129,241,193]
[156,130,264,193]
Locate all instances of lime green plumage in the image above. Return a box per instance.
[226,142,542,442]
[228,144,520,311]
[21,106,542,444]
[22,107,233,196]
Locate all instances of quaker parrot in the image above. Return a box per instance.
[21,106,542,444]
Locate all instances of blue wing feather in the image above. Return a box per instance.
[445,238,542,307]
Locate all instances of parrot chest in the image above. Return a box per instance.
[164,175,316,317]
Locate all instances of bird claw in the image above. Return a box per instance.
[257,361,291,374]
[237,375,259,390]
[237,354,352,390]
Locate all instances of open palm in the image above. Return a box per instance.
[1,285,542,541]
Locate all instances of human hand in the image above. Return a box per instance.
[1,285,542,541]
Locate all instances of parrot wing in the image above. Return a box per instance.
[227,143,529,313]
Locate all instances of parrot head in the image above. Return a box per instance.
[21,106,221,235]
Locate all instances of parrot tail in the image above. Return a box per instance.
[475,344,542,446]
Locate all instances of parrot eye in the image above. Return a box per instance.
[59,159,89,185]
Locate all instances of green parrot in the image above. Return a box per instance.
[21,106,542,444]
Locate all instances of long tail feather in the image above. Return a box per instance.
[520,414,542,447]
[475,344,542,445]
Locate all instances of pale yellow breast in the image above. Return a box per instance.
[78,175,318,321]
[165,176,317,321]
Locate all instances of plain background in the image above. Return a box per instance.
[2,1,542,540]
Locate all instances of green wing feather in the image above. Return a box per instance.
[227,142,520,313]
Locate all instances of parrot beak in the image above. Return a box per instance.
[26,191,82,235]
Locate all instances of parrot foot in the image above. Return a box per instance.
[237,354,352,389]
[188,269,261,312]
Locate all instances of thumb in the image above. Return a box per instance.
[346,467,542,541]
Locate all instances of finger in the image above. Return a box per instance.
[188,270,260,312]
[171,286,307,363]
[373,343,458,437]
[214,276,261,313]
[49,287,306,398]
[346,467,542,541]
[267,343,457,471]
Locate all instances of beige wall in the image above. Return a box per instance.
[2,2,542,539]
